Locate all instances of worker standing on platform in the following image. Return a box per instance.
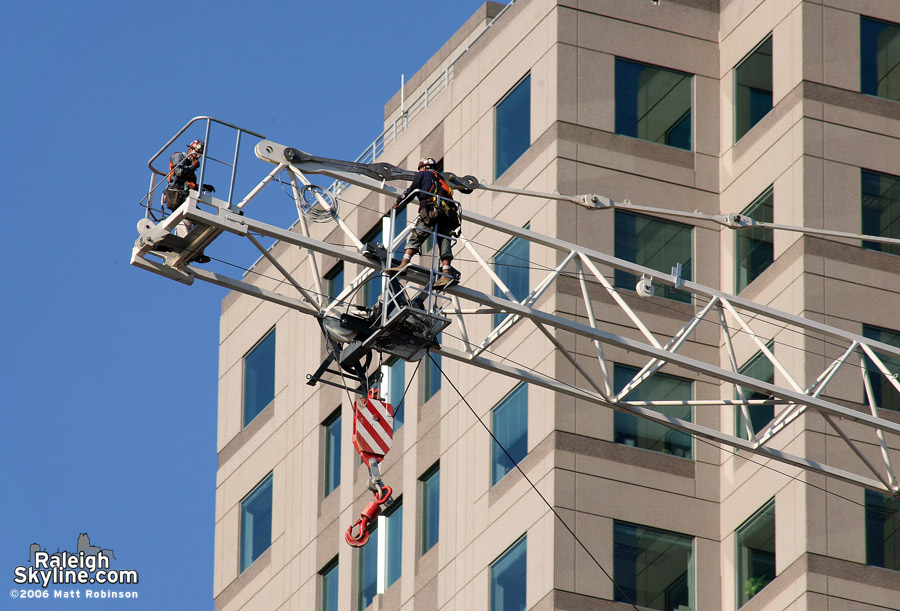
[387,157,460,289]
[164,139,215,212]
[163,139,214,262]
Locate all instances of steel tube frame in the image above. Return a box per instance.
[132,143,900,496]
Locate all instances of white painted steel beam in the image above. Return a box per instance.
[133,140,900,496]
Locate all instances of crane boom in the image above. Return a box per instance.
[133,117,900,497]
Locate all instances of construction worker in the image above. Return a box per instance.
[386,157,460,289]
[164,139,215,212]
[163,139,214,262]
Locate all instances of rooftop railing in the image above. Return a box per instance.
[329,0,516,200]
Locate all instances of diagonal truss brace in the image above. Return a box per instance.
[132,139,900,497]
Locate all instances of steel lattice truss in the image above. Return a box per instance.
[134,123,900,497]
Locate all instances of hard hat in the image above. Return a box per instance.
[418,157,436,169]
[188,139,205,154]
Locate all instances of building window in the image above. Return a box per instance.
[736,499,776,607]
[491,383,528,485]
[358,520,378,610]
[862,324,900,412]
[861,169,900,257]
[423,342,441,403]
[861,16,900,101]
[736,343,775,439]
[495,74,531,178]
[382,500,403,589]
[323,409,341,497]
[613,521,693,610]
[320,557,339,611]
[382,357,406,429]
[360,208,410,309]
[387,205,407,261]
[866,489,900,571]
[240,473,273,573]
[735,186,774,293]
[490,536,526,611]
[420,463,440,554]
[735,35,773,142]
[614,364,693,458]
[615,58,693,150]
[325,263,344,301]
[357,499,403,609]
[614,210,693,303]
[492,233,530,328]
[243,327,276,427]
[361,225,384,310]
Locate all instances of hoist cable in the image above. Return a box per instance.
[426,353,641,610]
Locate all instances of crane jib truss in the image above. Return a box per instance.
[133,119,900,498]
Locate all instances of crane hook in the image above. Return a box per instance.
[345,486,393,547]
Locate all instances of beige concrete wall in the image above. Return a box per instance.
[213,1,900,609]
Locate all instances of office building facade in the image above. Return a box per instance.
[213,1,900,609]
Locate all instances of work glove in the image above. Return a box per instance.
[202,184,216,193]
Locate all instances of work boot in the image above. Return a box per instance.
[385,260,410,275]
[432,274,455,290]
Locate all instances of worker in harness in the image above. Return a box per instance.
[163,139,215,263]
[386,157,461,289]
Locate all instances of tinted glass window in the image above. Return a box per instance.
[244,328,276,427]
[614,521,693,610]
[614,364,693,458]
[491,384,528,485]
[495,75,531,178]
[615,211,693,303]
[490,536,526,611]
[861,17,900,101]
[615,58,692,150]
[240,474,273,573]
[735,187,774,293]
[861,169,900,257]
[735,35,773,141]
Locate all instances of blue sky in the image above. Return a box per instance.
[1,1,494,608]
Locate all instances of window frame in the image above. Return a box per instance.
[491,383,529,486]
[865,489,900,571]
[239,472,274,574]
[323,408,342,497]
[734,34,774,142]
[320,556,339,611]
[613,363,694,458]
[361,224,384,310]
[612,520,694,610]
[860,15,900,101]
[614,56,694,151]
[861,168,900,257]
[734,186,775,293]
[614,210,694,303]
[325,262,344,302]
[494,73,532,178]
[862,323,900,412]
[422,344,441,403]
[379,498,403,590]
[736,499,776,607]
[382,357,406,430]
[420,463,440,555]
[492,232,531,328]
[735,342,776,439]
[242,326,277,428]
[357,519,378,610]
[490,535,527,611]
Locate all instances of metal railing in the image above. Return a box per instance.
[145,117,265,218]
[329,0,517,200]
